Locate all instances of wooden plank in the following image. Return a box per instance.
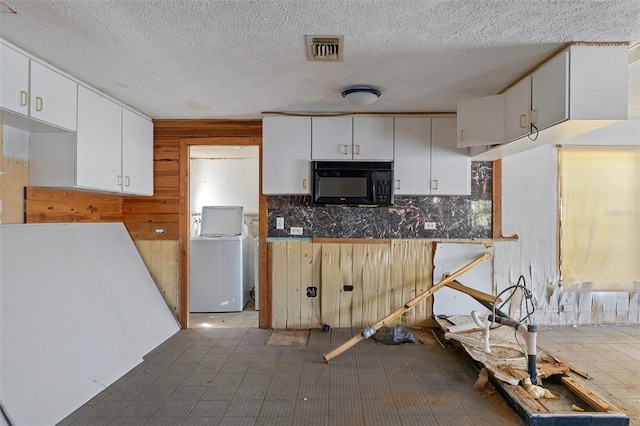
[402,240,418,326]
[389,240,405,326]
[271,241,288,329]
[160,240,179,316]
[351,244,365,328]
[150,241,164,293]
[361,245,379,326]
[133,240,152,272]
[375,243,392,328]
[447,280,501,304]
[503,384,550,414]
[120,213,180,223]
[299,242,314,328]
[286,241,302,329]
[177,138,189,328]
[311,243,322,328]
[413,240,433,326]
[560,375,621,413]
[338,244,353,328]
[125,222,179,240]
[492,159,503,239]
[321,243,341,328]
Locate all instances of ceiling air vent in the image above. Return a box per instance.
[305,35,343,62]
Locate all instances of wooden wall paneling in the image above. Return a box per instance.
[321,243,341,328]
[271,241,288,329]
[413,240,434,326]
[375,243,392,326]
[160,240,179,316]
[24,187,123,223]
[338,244,353,328]
[351,244,365,328]
[361,245,379,326]
[311,243,322,327]
[402,240,418,326]
[389,240,406,326]
[286,241,302,329]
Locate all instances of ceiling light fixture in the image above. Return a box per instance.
[341,86,381,106]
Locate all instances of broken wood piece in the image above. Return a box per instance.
[560,375,622,413]
[446,280,502,304]
[322,251,492,362]
[473,368,489,390]
[543,351,591,379]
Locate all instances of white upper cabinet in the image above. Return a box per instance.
[0,42,77,132]
[76,86,123,192]
[456,94,505,147]
[395,117,470,196]
[352,117,394,160]
[431,117,470,195]
[30,87,154,195]
[462,44,629,160]
[394,117,432,195]
[1,43,29,116]
[311,116,352,159]
[122,108,154,195]
[504,76,532,142]
[263,115,311,195]
[311,116,394,160]
[531,51,569,131]
[29,61,78,131]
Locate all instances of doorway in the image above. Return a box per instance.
[189,145,259,329]
[178,137,271,328]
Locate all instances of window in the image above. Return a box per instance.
[559,147,640,290]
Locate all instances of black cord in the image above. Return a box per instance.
[492,275,535,324]
[528,123,539,141]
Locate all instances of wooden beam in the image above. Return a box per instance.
[492,159,503,239]
[447,279,501,304]
[560,375,622,413]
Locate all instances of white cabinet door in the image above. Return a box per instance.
[532,51,569,131]
[76,86,122,192]
[394,117,431,195]
[29,61,77,131]
[122,108,154,195]
[263,116,311,195]
[0,43,29,116]
[457,94,506,147]
[311,116,352,159]
[505,76,531,142]
[353,117,394,160]
[431,117,470,196]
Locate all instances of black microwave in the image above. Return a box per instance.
[312,161,394,205]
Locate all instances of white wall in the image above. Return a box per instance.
[494,141,640,325]
[190,157,259,215]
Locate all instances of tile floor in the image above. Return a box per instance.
[190,301,259,329]
[57,325,640,426]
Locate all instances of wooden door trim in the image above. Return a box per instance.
[178,136,269,329]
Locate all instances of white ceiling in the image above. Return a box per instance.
[1,0,639,120]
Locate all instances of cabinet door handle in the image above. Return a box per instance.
[35,96,43,112]
[341,144,349,155]
[20,91,28,106]
[530,109,537,124]
[117,175,123,186]
[354,144,360,155]
[302,178,307,189]
[519,114,527,129]
[125,176,131,187]
[460,129,465,142]
[431,180,439,190]
[395,180,401,190]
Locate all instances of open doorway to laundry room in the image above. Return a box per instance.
[188,144,260,329]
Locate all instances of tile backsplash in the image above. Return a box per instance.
[268,162,492,239]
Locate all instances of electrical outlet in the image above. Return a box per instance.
[154,228,165,234]
[424,221,436,230]
[276,217,285,229]
[290,226,303,235]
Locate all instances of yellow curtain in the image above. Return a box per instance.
[560,147,640,290]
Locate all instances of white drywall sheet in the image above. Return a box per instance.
[0,222,179,426]
[433,243,494,316]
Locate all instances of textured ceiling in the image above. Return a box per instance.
[1,0,639,119]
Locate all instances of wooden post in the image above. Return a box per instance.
[322,251,491,362]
